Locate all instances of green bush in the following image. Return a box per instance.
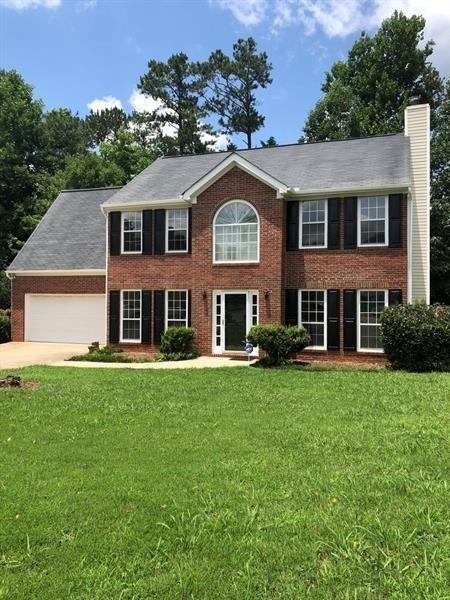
[381,302,450,372]
[0,272,11,310]
[0,313,11,344]
[159,327,199,361]
[247,324,310,366]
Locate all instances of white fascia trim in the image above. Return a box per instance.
[181,153,289,201]
[6,269,106,277]
[101,198,191,211]
[286,183,409,199]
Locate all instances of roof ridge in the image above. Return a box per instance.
[61,186,123,192]
[160,132,404,160]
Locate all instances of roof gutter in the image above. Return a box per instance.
[284,183,410,198]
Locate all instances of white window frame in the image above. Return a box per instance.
[166,208,189,253]
[357,196,389,247]
[213,199,260,264]
[298,289,327,350]
[357,289,388,353]
[165,289,189,330]
[121,211,143,255]
[299,199,328,249]
[120,289,142,343]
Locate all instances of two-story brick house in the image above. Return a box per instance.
[7,104,430,361]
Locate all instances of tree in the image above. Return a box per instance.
[430,79,450,302]
[0,69,44,270]
[41,108,88,172]
[85,107,129,147]
[300,11,449,303]
[260,136,277,147]
[138,53,209,155]
[301,11,443,141]
[203,38,272,149]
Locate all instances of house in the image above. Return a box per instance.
[7,104,430,361]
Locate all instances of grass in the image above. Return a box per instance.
[1,365,449,598]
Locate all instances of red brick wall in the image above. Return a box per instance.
[286,195,408,356]
[11,275,105,341]
[108,167,284,355]
[108,170,408,361]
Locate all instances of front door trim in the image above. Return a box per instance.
[212,290,258,356]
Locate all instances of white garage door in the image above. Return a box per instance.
[25,295,106,344]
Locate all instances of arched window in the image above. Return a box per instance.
[214,200,259,263]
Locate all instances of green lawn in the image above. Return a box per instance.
[1,366,449,599]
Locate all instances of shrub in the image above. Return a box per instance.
[381,302,450,372]
[68,346,148,363]
[247,324,310,366]
[0,271,11,310]
[159,327,199,361]
[0,313,11,344]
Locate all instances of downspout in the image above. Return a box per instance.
[101,205,108,346]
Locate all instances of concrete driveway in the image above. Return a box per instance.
[0,342,86,369]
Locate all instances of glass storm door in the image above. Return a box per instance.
[213,291,258,355]
[224,294,247,351]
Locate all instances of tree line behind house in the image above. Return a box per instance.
[0,11,448,307]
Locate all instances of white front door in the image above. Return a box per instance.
[25,294,106,344]
[212,290,258,355]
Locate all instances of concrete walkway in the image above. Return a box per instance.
[53,356,256,369]
[0,342,87,369]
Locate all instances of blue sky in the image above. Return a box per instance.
[1,0,449,148]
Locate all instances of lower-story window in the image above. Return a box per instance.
[299,290,326,349]
[358,290,387,352]
[121,290,141,342]
[166,290,188,328]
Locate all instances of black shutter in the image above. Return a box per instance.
[188,208,192,254]
[154,209,165,254]
[389,289,402,305]
[142,210,153,255]
[188,290,192,326]
[343,289,357,350]
[109,290,120,344]
[285,289,298,326]
[327,289,340,350]
[389,194,402,248]
[327,198,340,249]
[344,197,357,249]
[153,290,165,344]
[109,212,121,256]
[286,201,299,250]
[142,290,152,343]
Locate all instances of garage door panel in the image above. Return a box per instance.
[26,295,105,344]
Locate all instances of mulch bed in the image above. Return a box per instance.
[0,375,40,389]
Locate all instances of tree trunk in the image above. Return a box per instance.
[246,130,252,149]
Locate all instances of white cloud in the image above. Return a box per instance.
[87,96,123,113]
[213,0,450,72]
[0,0,60,8]
[210,0,268,26]
[201,130,229,151]
[129,90,178,137]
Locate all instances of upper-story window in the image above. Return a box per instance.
[300,199,327,248]
[166,208,188,252]
[214,200,259,263]
[358,196,388,246]
[122,211,142,254]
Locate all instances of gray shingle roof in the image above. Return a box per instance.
[104,133,410,206]
[8,187,120,272]
[9,134,411,272]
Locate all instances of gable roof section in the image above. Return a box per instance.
[103,133,410,208]
[7,187,120,273]
[181,153,288,200]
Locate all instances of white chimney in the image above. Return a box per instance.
[404,104,430,303]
